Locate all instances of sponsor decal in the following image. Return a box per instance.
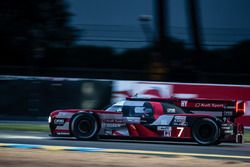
[102,119,125,128]
[173,116,187,126]
[225,106,236,109]
[157,126,172,137]
[57,112,74,118]
[224,130,234,134]
[102,119,125,124]
[224,111,233,116]
[195,103,224,108]
[181,101,188,107]
[125,117,141,124]
[157,126,169,131]
[104,123,123,128]
[221,126,231,130]
[54,119,65,125]
[56,132,69,135]
[167,108,176,113]
[55,122,69,130]
[164,127,172,137]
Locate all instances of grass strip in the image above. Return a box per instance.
[245,131,250,142]
[0,123,49,132]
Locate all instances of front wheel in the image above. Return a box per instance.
[70,113,99,140]
[192,118,220,145]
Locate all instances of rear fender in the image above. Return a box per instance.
[185,115,219,127]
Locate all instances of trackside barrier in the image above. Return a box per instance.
[0,75,112,117]
[0,75,250,126]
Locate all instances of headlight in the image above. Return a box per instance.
[48,116,51,123]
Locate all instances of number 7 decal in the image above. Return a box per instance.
[177,127,184,137]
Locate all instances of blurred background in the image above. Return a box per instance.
[1,0,250,83]
[1,0,250,120]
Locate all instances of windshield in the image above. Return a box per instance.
[105,100,125,112]
[105,105,122,112]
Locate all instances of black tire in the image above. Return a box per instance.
[70,113,99,140]
[192,118,220,145]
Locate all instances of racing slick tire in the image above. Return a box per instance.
[70,113,99,140]
[192,118,220,145]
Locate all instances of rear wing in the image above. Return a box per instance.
[173,99,246,118]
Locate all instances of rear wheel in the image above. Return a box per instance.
[192,118,220,145]
[70,113,99,140]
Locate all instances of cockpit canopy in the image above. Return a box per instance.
[105,100,185,116]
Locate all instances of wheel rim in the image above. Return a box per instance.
[193,119,219,145]
[78,119,92,134]
[199,124,213,139]
[71,114,99,140]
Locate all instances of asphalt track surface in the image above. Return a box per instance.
[0,130,250,161]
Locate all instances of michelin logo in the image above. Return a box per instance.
[173,116,187,126]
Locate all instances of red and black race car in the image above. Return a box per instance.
[48,97,246,145]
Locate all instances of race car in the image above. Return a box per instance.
[48,97,246,145]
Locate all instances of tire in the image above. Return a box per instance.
[192,118,220,145]
[70,113,99,140]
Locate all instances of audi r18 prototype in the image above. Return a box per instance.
[49,97,246,145]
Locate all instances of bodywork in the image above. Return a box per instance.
[49,98,245,143]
